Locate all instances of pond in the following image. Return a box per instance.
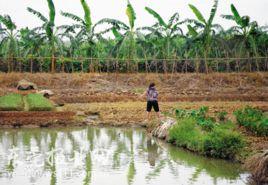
[0,127,249,185]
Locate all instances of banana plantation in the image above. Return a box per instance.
[0,0,268,73]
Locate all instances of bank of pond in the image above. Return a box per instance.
[167,106,267,161]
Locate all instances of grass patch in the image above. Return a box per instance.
[0,93,24,111]
[25,94,54,111]
[234,106,268,136]
[168,107,245,160]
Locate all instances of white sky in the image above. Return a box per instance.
[0,0,268,31]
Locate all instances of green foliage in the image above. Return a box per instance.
[234,106,263,126]
[0,15,17,31]
[1,1,268,73]
[188,4,206,24]
[204,127,245,159]
[26,94,54,111]
[175,106,214,131]
[198,119,215,132]
[145,7,167,27]
[234,106,268,136]
[230,4,242,26]
[0,94,24,111]
[175,106,208,120]
[169,118,205,152]
[126,0,136,29]
[170,108,245,159]
[80,0,92,31]
[217,111,228,122]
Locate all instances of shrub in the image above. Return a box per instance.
[168,117,244,159]
[0,93,24,111]
[217,111,228,122]
[254,118,268,136]
[197,119,215,131]
[175,106,215,131]
[170,107,245,160]
[26,94,54,111]
[204,128,245,159]
[234,106,268,136]
[175,106,209,120]
[234,106,263,127]
[168,118,205,152]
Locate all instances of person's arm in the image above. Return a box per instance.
[140,90,147,98]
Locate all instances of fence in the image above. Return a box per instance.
[0,56,267,73]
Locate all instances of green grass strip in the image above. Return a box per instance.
[0,93,24,111]
[25,94,54,111]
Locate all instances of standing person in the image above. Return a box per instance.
[142,83,161,121]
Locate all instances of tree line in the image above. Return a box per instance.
[0,0,267,73]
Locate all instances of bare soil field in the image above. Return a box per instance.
[0,73,267,103]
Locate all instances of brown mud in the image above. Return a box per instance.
[0,111,77,128]
[0,73,267,103]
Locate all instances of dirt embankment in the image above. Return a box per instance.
[0,111,77,128]
[0,72,267,103]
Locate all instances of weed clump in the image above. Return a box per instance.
[234,106,268,136]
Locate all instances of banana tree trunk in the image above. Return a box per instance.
[204,51,209,74]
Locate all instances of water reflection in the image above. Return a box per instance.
[0,127,248,185]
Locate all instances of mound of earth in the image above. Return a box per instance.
[17,79,38,90]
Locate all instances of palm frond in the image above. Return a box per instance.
[168,13,180,27]
[47,0,55,25]
[145,7,167,28]
[61,12,84,24]
[126,0,136,29]
[221,14,235,21]
[96,18,129,30]
[27,8,48,23]
[231,4,242,26]
[187,25,198,37]
[189,4,206,24]
[0,15,17,31]
[112,27,123,40]
[80,0,92,31]
[207,0,218,26]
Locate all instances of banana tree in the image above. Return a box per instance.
[221,4,260,58]
[0,15,19,72]
[187,0,219,73]
[144,7,185,72]
[97,0,141,72]
[60,0,92,56]
[18,27,45,72]
[60,0,110,72]
[27,0,59,73]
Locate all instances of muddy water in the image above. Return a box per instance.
[0,127,248,185]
